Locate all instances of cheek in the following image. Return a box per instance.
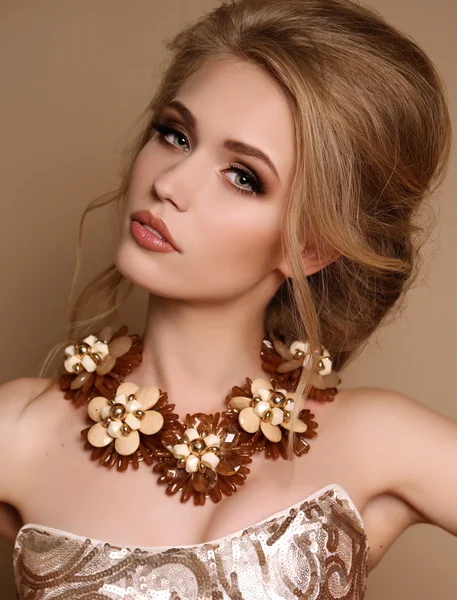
[116,145,284,299]
[193,206,283,277]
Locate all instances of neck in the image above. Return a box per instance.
[130,294,271,414]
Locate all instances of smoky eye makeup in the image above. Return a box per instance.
[149,117,269,197]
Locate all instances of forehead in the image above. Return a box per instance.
[168,58,296,182]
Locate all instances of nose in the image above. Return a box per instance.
[150,154,202,212]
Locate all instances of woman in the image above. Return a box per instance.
[2,0,456,597]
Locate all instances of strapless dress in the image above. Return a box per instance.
[13,483,369,599]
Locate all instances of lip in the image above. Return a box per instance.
[130,210,181,253]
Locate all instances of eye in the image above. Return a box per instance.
[150,121,190,151]
[225,163,266,196]
[150,120,268,197]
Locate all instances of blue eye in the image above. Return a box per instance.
[150,120,267,197]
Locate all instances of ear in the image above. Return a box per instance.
[278,244,340,279]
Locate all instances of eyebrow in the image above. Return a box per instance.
[161,100,280,181]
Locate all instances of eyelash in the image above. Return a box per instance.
[149,120,267,197]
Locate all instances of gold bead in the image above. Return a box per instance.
[178,437,187,445]
[208,446,220,455]
[190,439,206,455]
[177,457,186,469]
[135,410,145,420]
[252,396,261,406]
[263,410,272,422]
[110,403,126,420]
[318,359,324,371]
[200,431,208,438]
[270,392,285,407]
[121,423,131,435]
[102,418,112,428]
[76,342,90,355]
[73,363,83,374]
[198,462,206,473]
[91,352,101,364]
[294,350,305,360]
[283,410,291,421]
[127,394,136,402]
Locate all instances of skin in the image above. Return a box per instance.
[0,58,456,580]
[114,56,328,413]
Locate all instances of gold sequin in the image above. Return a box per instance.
[13,484,369,599]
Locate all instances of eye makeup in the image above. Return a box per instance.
[149,119,269,197]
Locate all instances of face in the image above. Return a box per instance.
[115,57,297,304]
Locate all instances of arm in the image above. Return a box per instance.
[356,387,457,536]
[0,377,51,543]
[389,390,457,536]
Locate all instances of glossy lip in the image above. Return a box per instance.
[130,210,181,252]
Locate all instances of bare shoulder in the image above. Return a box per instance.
[322,386,457,572]
[0,377,56,436]
[0,376,53,410]
[332,384,452,440]
[335,385,457,530]
[0,377,58,500]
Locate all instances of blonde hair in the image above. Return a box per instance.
[42,0,451,434]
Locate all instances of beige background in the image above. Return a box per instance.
[0,0,456,597]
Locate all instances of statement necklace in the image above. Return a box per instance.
[59,325,341,505]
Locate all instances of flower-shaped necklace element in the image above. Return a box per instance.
[61,326,341,505]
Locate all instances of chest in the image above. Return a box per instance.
[14,487,370,600]
[14,403,353,548]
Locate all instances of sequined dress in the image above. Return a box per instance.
[13,483,369,599]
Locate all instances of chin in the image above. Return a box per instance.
[114,240,185,299]
[114,234,268,302]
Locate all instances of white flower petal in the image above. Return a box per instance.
[281,418,308,433]
[81,355,96,372]
[114,393,127,406]
[64,344,76,357]
[253,400,270,418]
[92,341,109,358]
[88,396,108,422]
[138,411,164,435]
[115,430,140,456]
[135,385,161,410]
[116,382,140,398]
[124,413,141,430]
[126,400,142,413]
[184,428,200,442]
[107,421,122,438]
[290,341,310,354]
[173,444,190,459]
[201,452,220,470]
[101,405,112,420]
[270,407,284,426]
[185,454,200,473]
[260,421,282,442]
[87,422,112,448]
[318,354,332,375]
[257,388,271,402]
[64,356,80,373]
[83,335,98,346]
[204,433,220,448]
[251,378,273,394]
[239,407,261,433]
[284,400,295,413]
